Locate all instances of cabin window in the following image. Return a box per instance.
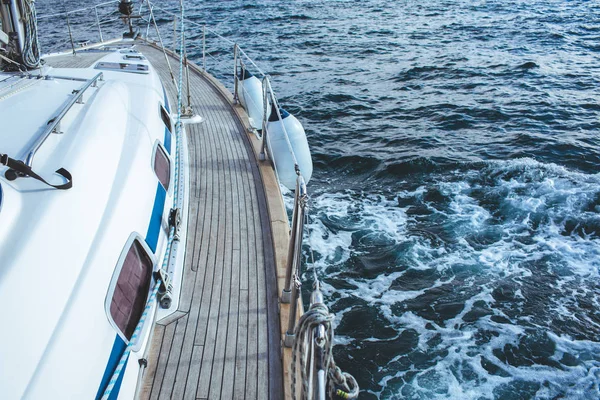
[153,143,171,191]
[107,236,154,341]
[160,104,172,133]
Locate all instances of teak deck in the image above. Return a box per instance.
[137,44,283,400]
[44,42,284,400]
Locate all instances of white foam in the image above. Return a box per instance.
[305,158,600,398]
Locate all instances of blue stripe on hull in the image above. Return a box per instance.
[97,83,173,399]
[164,126,172,154]
[95,336,127,400]
[145,184,167,253]
[96,183,166,396]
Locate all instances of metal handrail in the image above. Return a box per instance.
[283,175,308,348]
[283,175,307,303]
[24,72,103,167]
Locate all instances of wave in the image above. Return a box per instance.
[304,158,600,398]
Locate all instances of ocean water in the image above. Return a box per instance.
[36,1,600,399]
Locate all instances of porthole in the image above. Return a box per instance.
[105,234,155,343]
[152,142,171,191]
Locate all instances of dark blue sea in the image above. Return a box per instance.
[37,1,600,398]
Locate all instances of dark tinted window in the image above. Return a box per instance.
[154,145,170,190]
[110,239,153,340]
[160,105,172,133]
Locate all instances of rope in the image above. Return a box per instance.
[290,254,359,399]
[21,0,40,68]
[1,0,40,70]
[100,279,162,400]
[176,0,185,131]
[290,301,359,399]
[328,363,359,400]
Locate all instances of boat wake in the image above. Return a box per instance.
[304,158,600,399]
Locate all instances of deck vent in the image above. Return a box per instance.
[95,61,149,74]
[107,236,154,341]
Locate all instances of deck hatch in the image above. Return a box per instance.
[107,236,153,341]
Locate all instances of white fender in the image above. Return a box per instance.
[266,106,313,190]
[238,70,269,131]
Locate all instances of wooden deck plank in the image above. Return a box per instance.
[243,118,283,398]
[175,84,220,400]
[207,122,236,399]
[220,97,246,400]
[158,314,189,399]
[149,321,177,400]
[185,345,204,400]
[233,289,249,399]
[255,194,269,400]
[179,192,198,314]
[196,91,229,398]
[230,108,262,400]
[245,154,259,400]
[232,115,261,400]
[137,324,165,399]
[223,120,247,398]
[194,103,221,348]
[253,154,285,399]
[132,42,282,400]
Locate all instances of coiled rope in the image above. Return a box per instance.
[291,303,332,400]
[290,300,359,400]
[288,213,359,400]
[1,0,40,70]
[21,0,41,68]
